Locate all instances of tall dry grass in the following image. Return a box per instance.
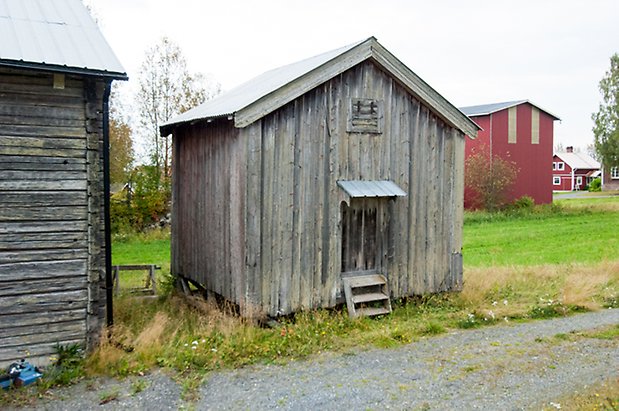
[461,261,619,316]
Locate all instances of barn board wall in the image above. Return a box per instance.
[0,68,106,367]
[173,61,465,317]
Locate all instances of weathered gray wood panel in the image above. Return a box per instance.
[172,60,466,316]
[0,67,107,367]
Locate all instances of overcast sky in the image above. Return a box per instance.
[87,0,618,150]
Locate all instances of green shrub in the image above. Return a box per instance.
[511,195,535,210]
[588,177,602,192]
[110,165,170,233]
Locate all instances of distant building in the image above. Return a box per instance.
[460,100,560,208]
[553,147,600,191]
[602,164,619,191]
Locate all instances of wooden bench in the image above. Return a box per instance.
[112,264,161,296]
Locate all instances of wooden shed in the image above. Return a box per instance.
[161,37,479,317]
[0,0,126,367]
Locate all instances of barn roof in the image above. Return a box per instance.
[161,37,479,137]
[0,0,127,79]
[555,152,600,170]
[459,100,561,120]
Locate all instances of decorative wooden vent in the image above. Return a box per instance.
[347,98,383,134]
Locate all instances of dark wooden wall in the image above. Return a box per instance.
[172,60,465,317]
[0,67,107,367]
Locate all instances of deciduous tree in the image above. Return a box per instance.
[465,145,519,211]
[109,83,134,185]
[136,37,220,184]
[592,53,619,169]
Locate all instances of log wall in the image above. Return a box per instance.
[0,67,107,367]
[172,60,465,316]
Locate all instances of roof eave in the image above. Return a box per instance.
[0,59,128,81]
[234,38,479,138]
[233,38,374,129]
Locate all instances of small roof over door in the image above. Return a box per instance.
[337,180,407,198]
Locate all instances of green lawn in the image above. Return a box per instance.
[463,201,619,267]
[110,198,619,274]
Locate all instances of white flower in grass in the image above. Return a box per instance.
[492,301,498,307]
[192,340,199,346]
[549,402,561,409]
[503,300,508,305]
[184,343,189,347]
[191,346,197,350]
[487,310,495,320]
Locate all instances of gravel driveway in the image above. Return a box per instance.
[10,309,619,410]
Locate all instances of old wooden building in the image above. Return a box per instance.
[161,37,479,317]
[0,0,126,367]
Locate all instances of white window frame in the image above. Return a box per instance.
[611,166,619,179]
[552,162,557,171]
[576,176,582,186]
[557,162,565,171]
[553,176,561,185]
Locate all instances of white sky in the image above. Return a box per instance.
[88,0,619,150]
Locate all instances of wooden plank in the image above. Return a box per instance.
[0,321,86,348]
[0,191,85,206]
[0,260,86,281]
[0,309,85,329]
[0,170,85,180]
[0,276,87,297]
[0,179,87,190]
[0,338,83,365]
[0,205,87,221]
[351,292,389,304]
[345,274,387,288]
[0,220,87,234]
[243,123,263,313]
[0,248,87,264]
[0,235,87,251]
[0,289,88,315]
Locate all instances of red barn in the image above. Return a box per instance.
[553,147,600,191]
[460,100,560,208]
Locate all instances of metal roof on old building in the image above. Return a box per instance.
[337,180,407,198]
[161,37,480,138]
[459,100,560,120]
[0,0,126,79]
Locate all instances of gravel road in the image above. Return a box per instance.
[10,309,619,410]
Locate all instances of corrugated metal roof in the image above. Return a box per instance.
[337,180,407,198]
[459,100,561,120]
[555,152,600,169]
[0,0,126,79]
[161,37,480,138]
[163,39,365,126]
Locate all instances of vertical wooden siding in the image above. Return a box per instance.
[173,60,465,316]
[0,68,106,366]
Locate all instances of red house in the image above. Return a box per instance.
[553,147,600,191]
[460,100,560,208]
[602,166,619,191]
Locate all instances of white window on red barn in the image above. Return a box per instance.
[576,176,582,186]
[557,162,565,171]
[553,176,561,185]
[610,166,619,179]
[552,162,556,170]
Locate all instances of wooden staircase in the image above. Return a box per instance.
[343,274,392,319]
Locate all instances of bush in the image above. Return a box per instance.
[588,177,602,192]
[110,165,170,233]
[511,195,535,210]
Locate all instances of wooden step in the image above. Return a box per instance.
[356,306,391,317]
[343,274,392,319]
[345,274,387,288]
[351,292,389,304]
